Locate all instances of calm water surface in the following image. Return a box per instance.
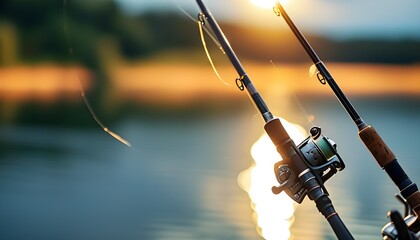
[0,97,419,239]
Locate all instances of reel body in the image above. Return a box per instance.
[272,127,345,203]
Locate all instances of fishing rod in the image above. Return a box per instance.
[196,0,353,239]
[272,1,420,237]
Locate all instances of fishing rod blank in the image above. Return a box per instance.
[273,1,420,225]
[196,1,354,239]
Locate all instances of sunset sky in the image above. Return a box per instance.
[116,0,420,40]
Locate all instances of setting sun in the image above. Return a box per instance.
[250,0,288,9]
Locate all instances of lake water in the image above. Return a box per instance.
[0,96,419,240]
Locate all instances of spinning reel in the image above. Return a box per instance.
[382,196,420,240]
[272,126,345,203]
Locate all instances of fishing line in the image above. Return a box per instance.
[270,60,315,126]
[198,16,229,86]
[175,3,224,52]
[62,0,131,147]
[174,2,230,86]
[76,79,131,147]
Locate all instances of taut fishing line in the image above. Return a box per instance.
[62,0,131,147]
[270,60,315,127]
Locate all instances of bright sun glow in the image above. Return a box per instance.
[238,118,307,240]
[250,0,288,9]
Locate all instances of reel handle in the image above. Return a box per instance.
[265,118,313,203]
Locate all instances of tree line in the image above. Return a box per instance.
[0,0,419,68]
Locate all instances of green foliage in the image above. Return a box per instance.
[0,0,154,66]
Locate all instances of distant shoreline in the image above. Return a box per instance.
[1,62,419,106]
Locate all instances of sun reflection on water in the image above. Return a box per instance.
[238,118,307,240]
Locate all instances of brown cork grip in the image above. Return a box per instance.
[407,191,420,218]
[358,126,396,168]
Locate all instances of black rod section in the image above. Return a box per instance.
[274,2,363,126]
[302,170,354,239]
